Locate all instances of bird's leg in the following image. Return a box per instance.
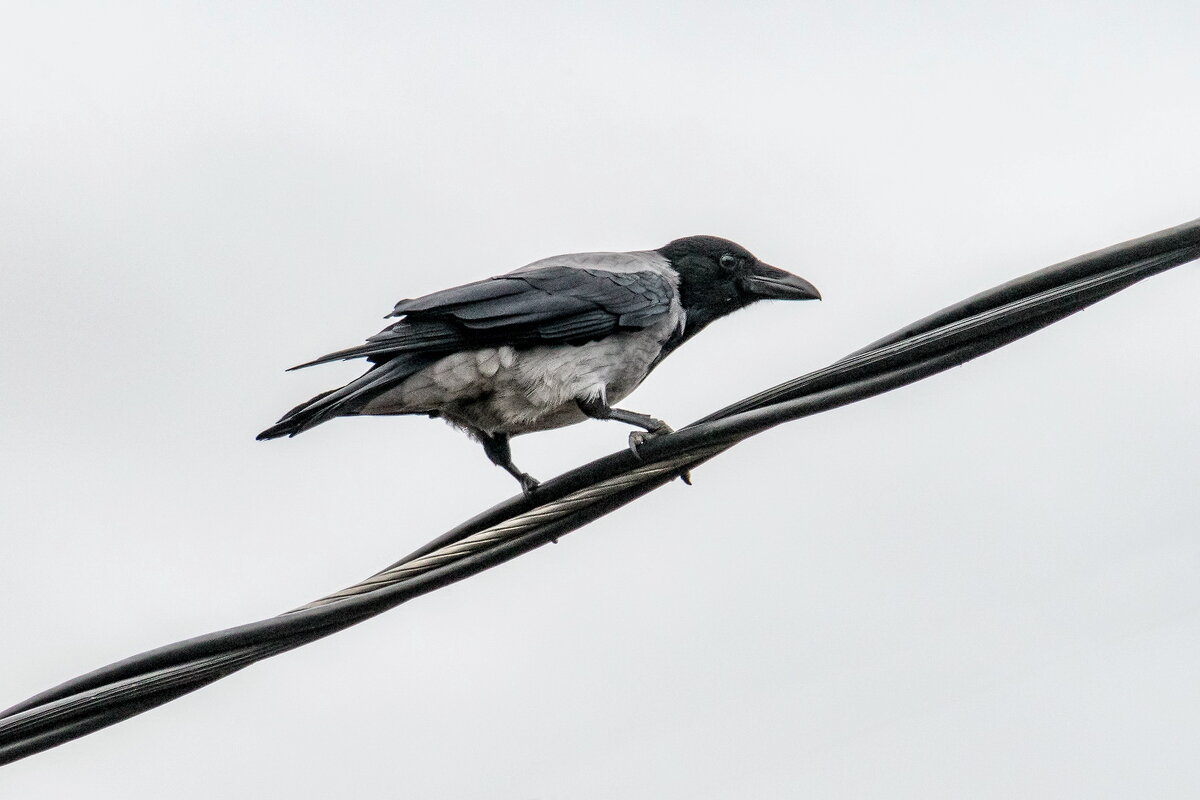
[477,431,540,497]
[576,396,675,456]
[577,397,690,484]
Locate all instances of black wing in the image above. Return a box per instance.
[290,266,674,370]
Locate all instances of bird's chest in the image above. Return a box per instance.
[414,318,676,434]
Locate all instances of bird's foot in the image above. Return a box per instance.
[518,473,541,498]
[626,421,690,484]
[627,419,674,461]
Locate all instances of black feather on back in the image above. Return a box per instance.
[290,266,673,370]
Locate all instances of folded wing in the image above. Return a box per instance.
[290,266,674,370]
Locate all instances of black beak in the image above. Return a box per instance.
[739,262,821,301]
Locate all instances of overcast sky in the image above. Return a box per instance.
[2,2,1198,797]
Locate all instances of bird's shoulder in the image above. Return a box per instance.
[391,250,677,320]
[511,249,677,282]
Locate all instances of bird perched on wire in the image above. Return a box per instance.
[258,236,820,494]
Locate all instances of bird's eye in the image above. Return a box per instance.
[719,253,738,272]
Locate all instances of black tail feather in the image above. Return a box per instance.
[256,389,341,440]
[256,355,430,441]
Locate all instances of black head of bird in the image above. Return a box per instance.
[258,236,820,496]
[658,235,821,344]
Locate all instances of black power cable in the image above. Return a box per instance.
[2,218,1197,766]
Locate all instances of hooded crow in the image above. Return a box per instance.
[257,236,820,494]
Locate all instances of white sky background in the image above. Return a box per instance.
[2,1,1198,796]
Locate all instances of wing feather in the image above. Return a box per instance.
[290,265,673,370]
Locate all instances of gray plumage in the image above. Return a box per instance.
[258,236,820,494]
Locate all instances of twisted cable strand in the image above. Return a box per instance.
[1,217,1195,766]
[295,448,724,610]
